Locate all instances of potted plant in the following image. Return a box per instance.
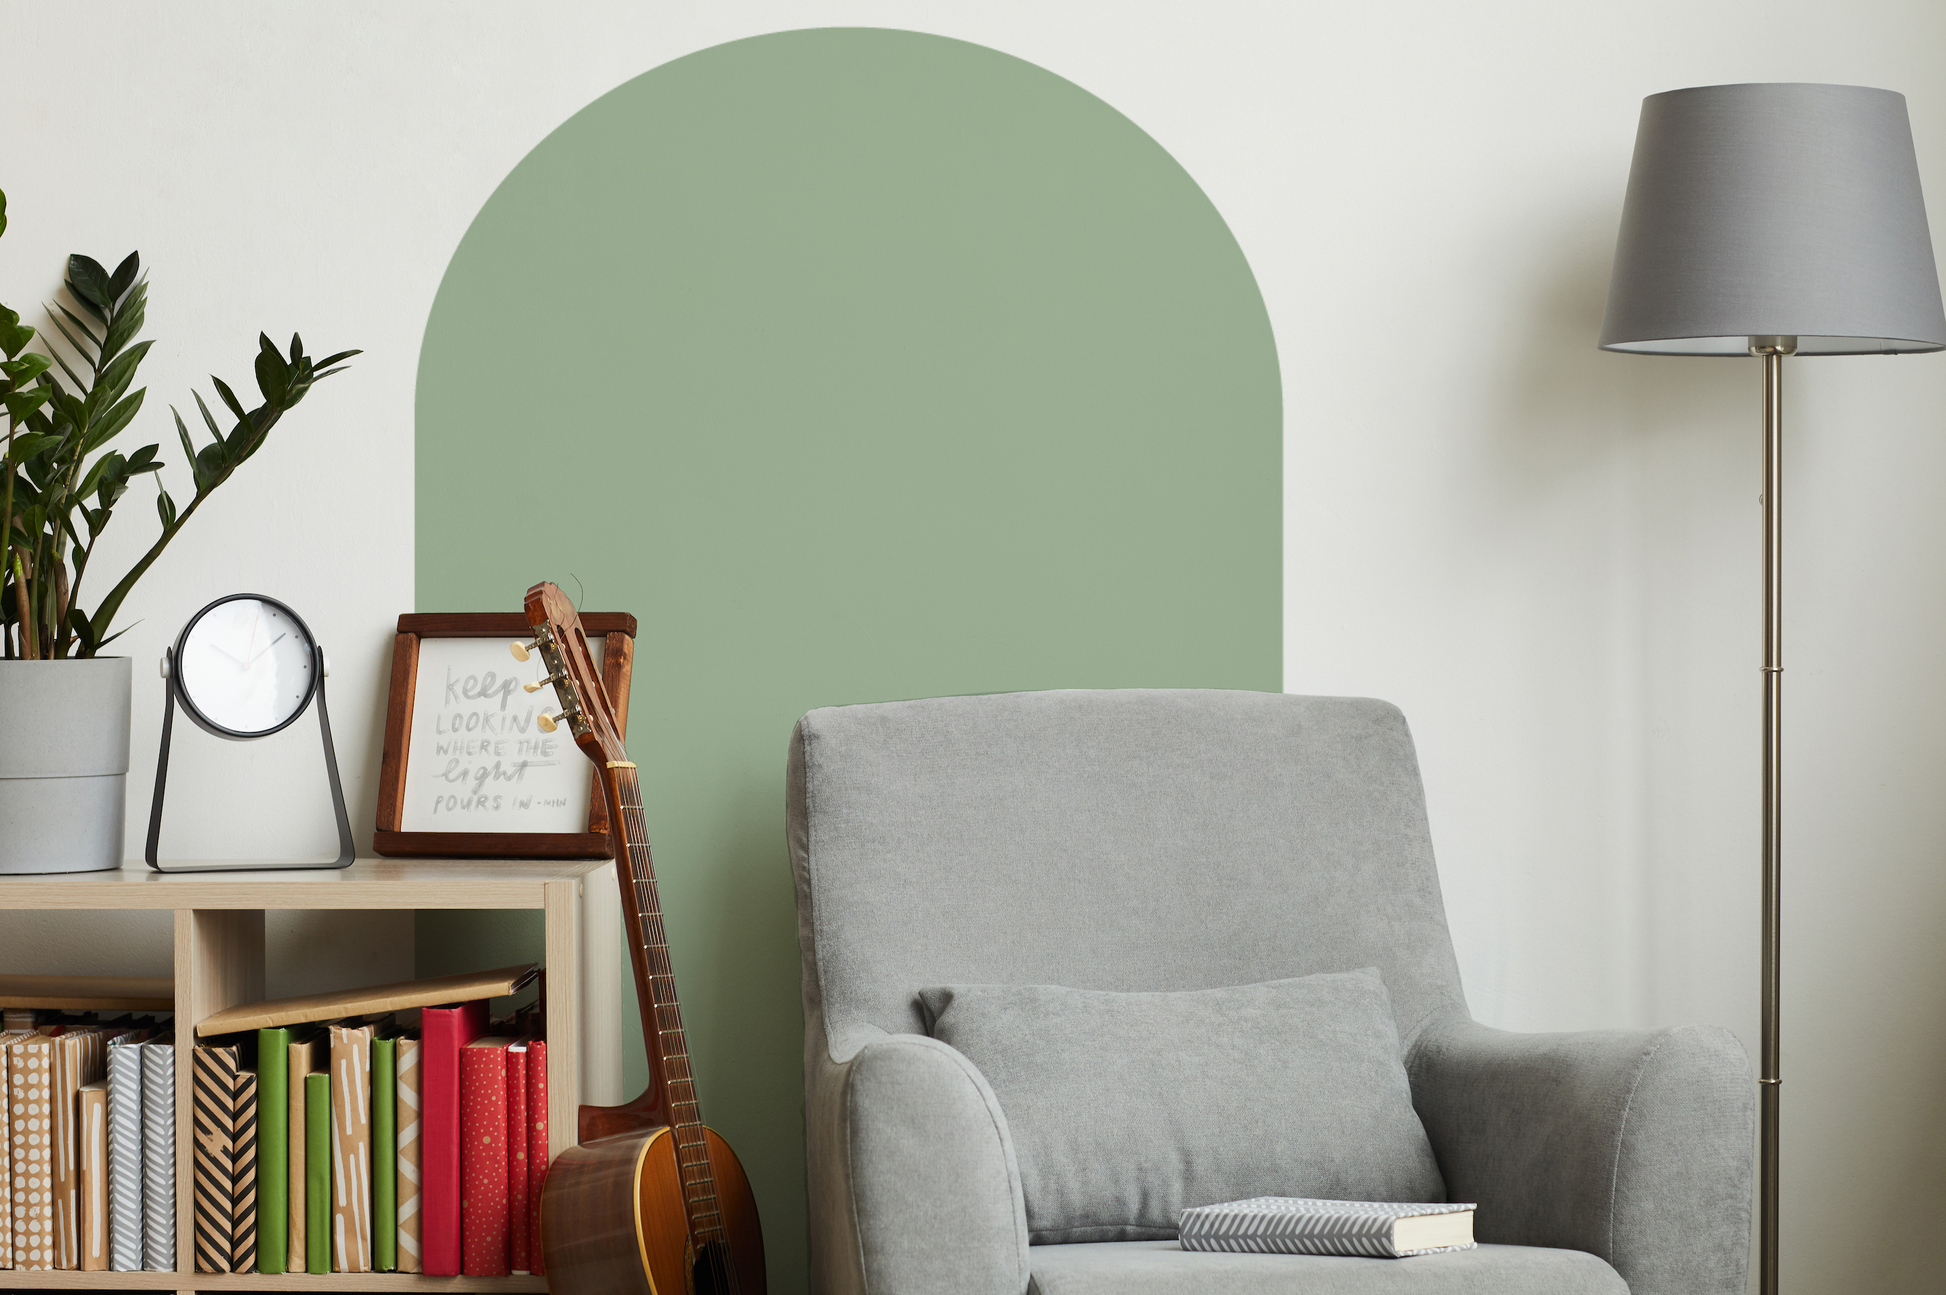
[0,187,357,873]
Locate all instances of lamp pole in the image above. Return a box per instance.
[1752,335,1791,1295]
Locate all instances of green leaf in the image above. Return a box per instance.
[1,353,51,386]
[66,607,96,657]
[192,390,222,440]
[254,333,291,404]
[3,387,50,423]
[76,449,121,501]
[315,349,362,369]
[98,281,147,367]
[289,332,303,364]
[93,339,153,415]
[108,253,140,302]
[67,255,113,310]
[82,388,145,453]
[0,187,8,240]
[7,430,57,462]
[40,328,88,390]
[156,485,177,530]
[170,408,200,482]
[0,304,32,359]
[210,375,247,423]
[125,443,161,473]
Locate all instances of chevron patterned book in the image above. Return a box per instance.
[396,1035,423,1273]
[191,1044,241,1273]
[1178,1197,1477,1259]
[139,1034,175,1272]
[105,1039,145,1271]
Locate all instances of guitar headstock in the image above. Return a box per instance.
[515,581,628,768]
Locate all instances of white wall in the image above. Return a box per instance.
[3,3,1942,1289]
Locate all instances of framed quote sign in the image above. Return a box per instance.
[374,611,638,858]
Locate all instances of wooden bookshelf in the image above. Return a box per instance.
[2,858,627,1293]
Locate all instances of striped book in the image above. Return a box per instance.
[51,1027,109,1268]
[140,1035,175,1272]
[329,1022,374,1272]
[232,1070,260,1272]
[79,1082,109,1270]
[106,1040,146,1271]
[396,1035,423,1273]
[1178,1197,1478,1258]
[192,1044,241,1273]
[8,1033,55,1270]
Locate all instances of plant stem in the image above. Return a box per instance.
[11,548,34,659]
[89,490,202,645]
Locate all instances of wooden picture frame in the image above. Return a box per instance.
[374,612,638,858]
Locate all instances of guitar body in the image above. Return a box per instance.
[541,1122,765,1295]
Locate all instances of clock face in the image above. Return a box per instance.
[177,596,318,736]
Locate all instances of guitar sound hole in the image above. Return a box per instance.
[692,1240,736,1295]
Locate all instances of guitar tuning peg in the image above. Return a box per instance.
[537,712,560,733]
[523,679,547,694]
[510,640,536,662]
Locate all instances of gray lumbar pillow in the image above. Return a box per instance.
[917,968,1443,1244]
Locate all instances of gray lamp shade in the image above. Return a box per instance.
[1601,82,1946,356]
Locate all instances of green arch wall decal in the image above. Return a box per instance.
[416,27,1279,1289]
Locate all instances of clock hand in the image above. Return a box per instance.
[243,631,288,668]
[210,644,248,668]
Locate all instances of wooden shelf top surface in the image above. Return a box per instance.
[0,857,610,911]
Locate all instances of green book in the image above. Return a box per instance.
[255,1028,290,1273]
[305,1072,330,1275]
[372,1035,398,1271]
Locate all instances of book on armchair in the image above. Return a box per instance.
[1179,1197,1476,1258]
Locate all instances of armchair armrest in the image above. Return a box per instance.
[806,1025,1029,1295]
[1408,1014,1754,1295]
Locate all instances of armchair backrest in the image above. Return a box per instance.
[787,689,1468,1052]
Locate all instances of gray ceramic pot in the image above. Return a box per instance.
[0,656,132,874]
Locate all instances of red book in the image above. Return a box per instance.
[526,1039,548,1276]
[460,1039,514,1277]
[505,1043,530,1273]
[420,1001,488,1276]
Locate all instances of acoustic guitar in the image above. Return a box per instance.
[520,581,765,1294]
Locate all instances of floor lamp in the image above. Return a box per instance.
[1599,83,1946,1295]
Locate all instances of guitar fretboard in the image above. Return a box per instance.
[612,767,724,1246]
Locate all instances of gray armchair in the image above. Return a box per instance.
[787,690,1752,1295]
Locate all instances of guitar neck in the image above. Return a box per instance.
[605,764,722,1239]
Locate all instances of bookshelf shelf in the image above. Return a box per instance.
[4,858,625,1294]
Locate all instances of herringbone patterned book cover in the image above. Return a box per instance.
[1179,1196,1476,1258]
[106,1041,146,1271]
[139,1036,175,1272]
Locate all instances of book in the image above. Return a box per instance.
[460,1036,515,1276]
[51,1027,108,1267]
[1177,1197,1478,1258]
[9,1032,55,1270]
[0,1027,29,1270]
[287,1033,322,1271]
[232,1069,260,1273]
[373,1033,398,1271]
[79,1082,108,1270]
[304,1071,330,1274]
[506,1041,529,1273]
[328,1022,374,1272]
[526,1037,547,1277]
[105,1039,145,1271]
[196,965,537,1036]
[420,1000,488,1275]
[255,1027,290,1272]
[191,1044,241,1273]
[140,1034,175,1272]
[396,1034,423,1273]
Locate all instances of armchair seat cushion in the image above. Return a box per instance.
[1027,1241,1628,1295]
[920,968,1443,1243]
